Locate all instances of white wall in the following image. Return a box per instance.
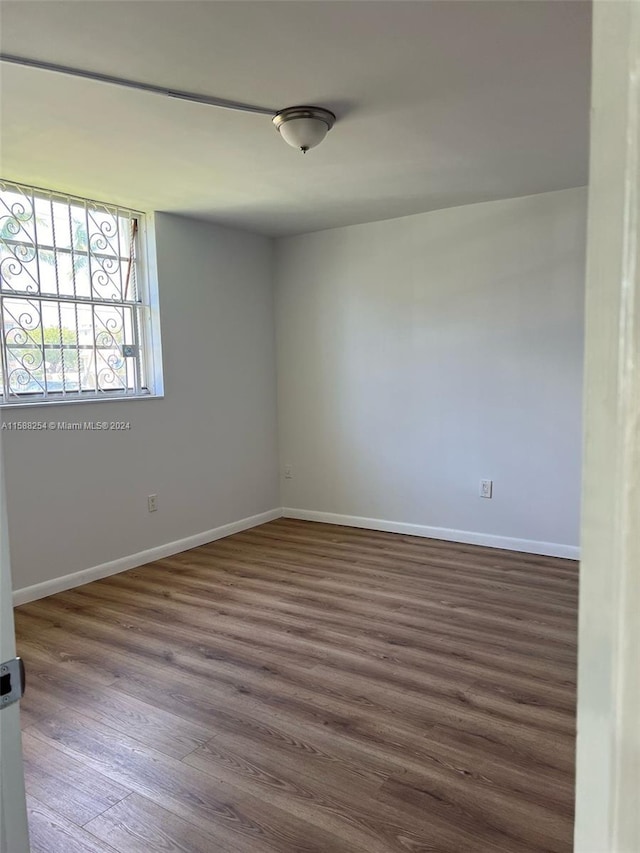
[3,213,279,593]
[276,187,587,554]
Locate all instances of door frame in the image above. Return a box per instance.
[574,1,640,850]
[0,420,29,851]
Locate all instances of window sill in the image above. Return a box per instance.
[0,392,164,410]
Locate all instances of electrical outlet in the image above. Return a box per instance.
[479,479,493,499]
[284,464,293,479]
[147,494,158,512]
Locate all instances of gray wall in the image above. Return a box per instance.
[4,187,587,595]
[3,213,279,591]
[275,188,587,551]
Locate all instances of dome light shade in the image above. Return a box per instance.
[278,117,329,151]
[272,106,336,153]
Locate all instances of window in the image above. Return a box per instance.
[0,180,161,405]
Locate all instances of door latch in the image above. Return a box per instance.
[0,657,25,709]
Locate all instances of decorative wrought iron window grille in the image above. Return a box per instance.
[0,180,159,404]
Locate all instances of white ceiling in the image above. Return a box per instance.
[0,1,591,236]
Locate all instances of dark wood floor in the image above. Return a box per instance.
[15,518,578,853]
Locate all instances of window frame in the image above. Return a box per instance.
[0,181,163,408]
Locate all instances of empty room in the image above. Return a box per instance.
[1,1,638,852]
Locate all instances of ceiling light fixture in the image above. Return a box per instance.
[272,106,336,153]
[0,54,337,154]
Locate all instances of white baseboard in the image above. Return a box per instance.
[282,508,580,560]
[13,504,579,606]
[12,508,283,606]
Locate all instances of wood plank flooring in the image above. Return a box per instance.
[14,518,578,853]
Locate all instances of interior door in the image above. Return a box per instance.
[0,423,29,853]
